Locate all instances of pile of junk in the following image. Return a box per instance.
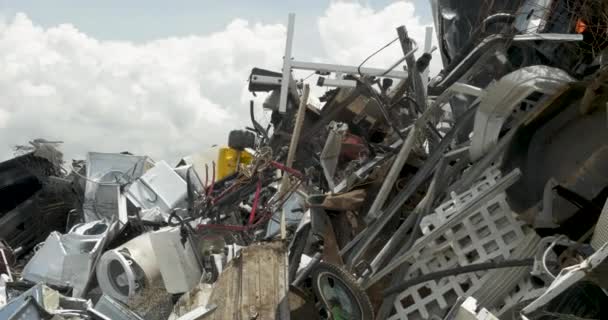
[2,1,608,319]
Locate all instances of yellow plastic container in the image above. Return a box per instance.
[216,147,253,180]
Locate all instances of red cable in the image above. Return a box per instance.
[270,161,303,178]
[248,180,262,225]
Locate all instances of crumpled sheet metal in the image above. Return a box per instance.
[83,152,150,223]
[0,284,58,320]
[125,160,188,219]
[22,225,107,298]
[149,227,202,294]
[94,294,144,320]
[320,121,348,190]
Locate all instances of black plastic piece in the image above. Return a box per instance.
[248,68,282,92]
[228,130,255,151]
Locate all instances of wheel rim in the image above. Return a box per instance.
[315,271,362,320]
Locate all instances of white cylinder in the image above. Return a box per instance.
[96,232,162,302]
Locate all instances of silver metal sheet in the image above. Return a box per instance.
[84,152,149,223]
[22,230,105,298]
[125,161,187,217]
[94,294,144,320]
[149,227,202,294]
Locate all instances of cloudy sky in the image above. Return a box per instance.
[0,0,439,164]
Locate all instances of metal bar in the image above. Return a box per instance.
[280,84,310,239]
[378,38,418,77]
[450,82,484,97]
[421,26,433,93]
[291,60,409,79]
[0,249,12,282]
[278,13,295,113]
[372,153,465,314]
[363,168,522,288]
[250,74,282,86]
[398,25,426,111]
[344,107,476,267]
[513,33,583,42]
[292,252,322,287]
[433,33,582,91]
[317,77,357,88]
[337,128,413,255]
[383,258,534,296]
[320,122,347,190]
[368,155,449,274]
[364,127,417,223]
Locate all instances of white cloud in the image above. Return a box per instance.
[318,1,442,76]
[0,14,284,163]
[0,1,438,163]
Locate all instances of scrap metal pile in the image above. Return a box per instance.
[1,1,608,319]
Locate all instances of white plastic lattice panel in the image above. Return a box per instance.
[388,170,528,320]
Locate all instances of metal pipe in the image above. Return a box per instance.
[364,127,417,223]
[291,60,409,79]
[383,258,534,296]
[292,252,322,287]
[363,168,522,288]
[278,13,295,113]
[398,26,427,111]
[368,157,446,274]
[280,84,310,238]
[378,38,418,77]
[345,107,476,267]
[432,33,582,91]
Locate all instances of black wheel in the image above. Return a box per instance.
[311,262,374,320]
[228,130,255,150]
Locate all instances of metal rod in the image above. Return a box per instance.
[280,84,310,239]
[345,107,476,267]
[363,168,522,288]
[421,26,433,93]
[364,127,417,223]
[292,252,322,287]
[0,249,12,282]
[368,156,447,274]
[383,258,534,296]
[398,25,426,111]
[278,13,295,113]
[432,33,582,91]
[291,60,409,79]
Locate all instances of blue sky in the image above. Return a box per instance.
[0,0,434,62]
[0,0,432,41]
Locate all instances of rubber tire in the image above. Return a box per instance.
[228,130,255,150]
[310,262,374,320]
